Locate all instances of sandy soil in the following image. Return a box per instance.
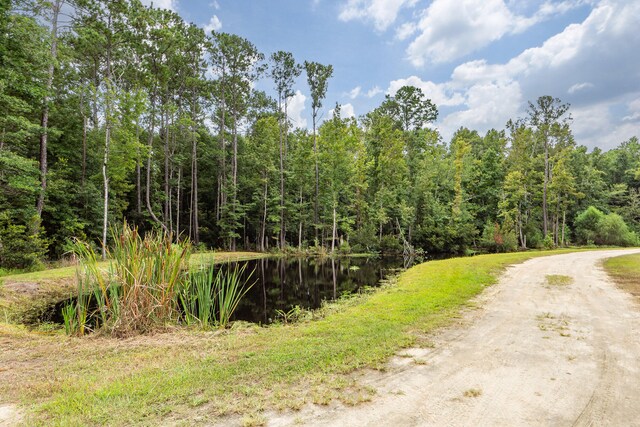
[269,249,640,427]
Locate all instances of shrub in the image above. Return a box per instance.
[574,206,637,246]
[574,206,605,245]
[598,213,637,246]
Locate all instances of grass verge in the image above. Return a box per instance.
[0,249,600,425]
[602,252,640,300]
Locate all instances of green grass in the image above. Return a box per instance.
[0,248,611,425]
[603,253,640,299]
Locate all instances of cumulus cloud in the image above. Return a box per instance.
[366,86,383,98]
[140,0,177,11]
[288,90,308,129]
[407,0,640,146]
[204,15,222,33]
[387,75,465,107]
[339,0,417,31]
[330,103,357,119]
[404,0,584,66]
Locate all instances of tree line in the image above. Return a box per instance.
[1,0,638,270]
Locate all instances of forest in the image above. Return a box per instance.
[1,0,639,271]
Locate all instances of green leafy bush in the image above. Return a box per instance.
[574,206,637,246]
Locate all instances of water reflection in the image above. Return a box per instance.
[215,256,414,324]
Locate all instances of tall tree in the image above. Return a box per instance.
[303,60,333,241]
[526,96,571,238]
[36,0,64,217]
[269,51,301,250]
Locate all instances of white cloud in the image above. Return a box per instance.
[366,86,383,98]
[288,90,308,129]
[568,82,594,94]
[414,0,640,147]
[342,103,356,118]
[387,75,465,107]
[404,0,584,66]
[395,22,417,40]
[204,15,222,33]
[439,80,523,141]
[140,0,177,11]
[348,86,362,99]
[210,1,220,9]
[572,96,640,150]
[339,0,417,31]
[328,103,357,120]
[622,98,640,122]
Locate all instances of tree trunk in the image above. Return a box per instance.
[145,93,167,233]
[313,113,319,241]
[176,167,181,239]
[191,118,199,244]
[331,204,337,253]
[298,188,303,251]
[542,139,549,237]
[37,0,62,217]
[260,174,268,252]
[279,93,286,251]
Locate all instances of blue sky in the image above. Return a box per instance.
[143,0,640,151]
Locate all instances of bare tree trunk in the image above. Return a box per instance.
[191,120,199,244]
[260,175,267,252]
[135,123,141,214]
[176,167,181,239]
[82,114,87,186]
[279,94,286,250]
[298,188,303,251]
[145,93,168,233]
[37,0,62,217]
[331,204,337,253]
[101,13,112,261]
[543,139,549,237]
[313,113,319,241]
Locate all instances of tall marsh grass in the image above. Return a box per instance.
[63,222,254,336]
[180,263,254,328]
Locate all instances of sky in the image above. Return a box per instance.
[142,0,640,151]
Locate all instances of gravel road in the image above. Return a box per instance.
[271,249,640,427]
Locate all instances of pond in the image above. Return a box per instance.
[39,255,418,327]
[226,256,417,324]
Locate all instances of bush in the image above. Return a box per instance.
[574,206,637,246]
[479,221,517,253]
[598,213,637,246]
[574,206,605,245]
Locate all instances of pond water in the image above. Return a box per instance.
[38,255,419,326]
[228,256,417,324]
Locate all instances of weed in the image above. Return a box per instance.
[464,388,482,398]
[545,275,573,287]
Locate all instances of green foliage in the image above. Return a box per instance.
[480,221,517,253]
[574,206,637,246]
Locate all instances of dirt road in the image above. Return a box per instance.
[271,249,640,426]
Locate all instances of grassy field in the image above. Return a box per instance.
[0,249,610,425]
[602,253,640,300]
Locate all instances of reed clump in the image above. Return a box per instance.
[63,222,253,336]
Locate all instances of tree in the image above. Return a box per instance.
[209,31,265,250]
[269,51,301,250]
[377,85,438,132]
[526,96,571,238]
[303,60,333,239]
